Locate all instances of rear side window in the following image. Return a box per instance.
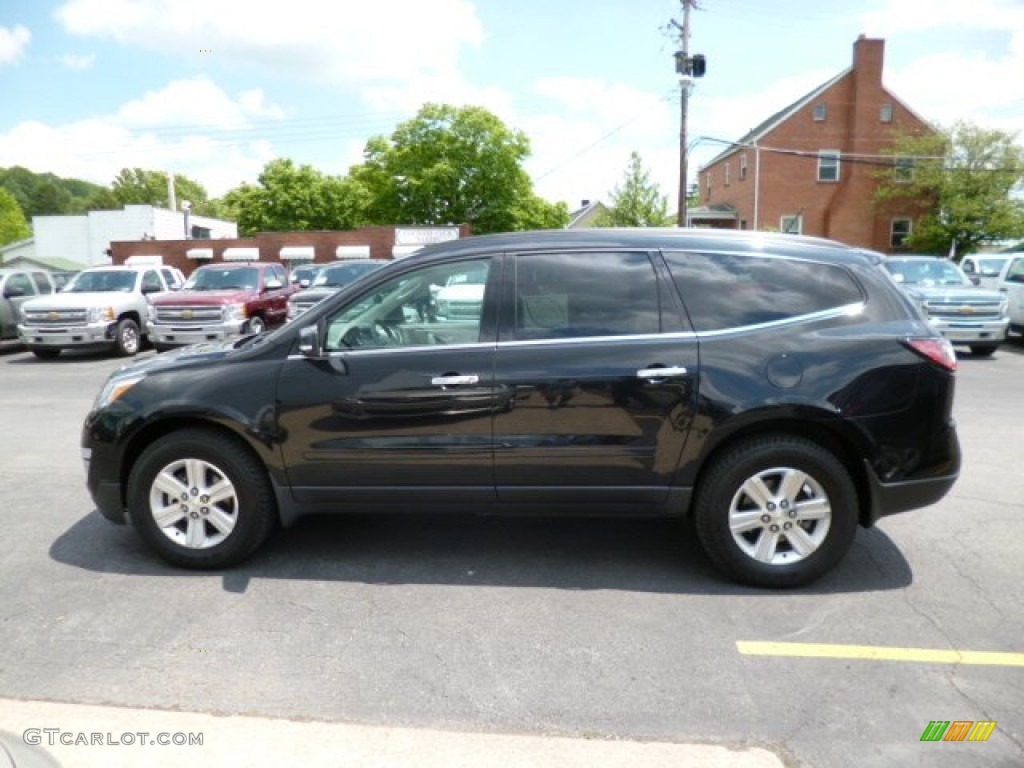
[508,252,660,340]
[31,272,53,293]
[664,251,863,332]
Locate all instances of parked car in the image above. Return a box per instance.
[82,229,961,588]
[146,261,296,352]
[958,254,1008,289]
[995,252,1024,335]
[287,260,386,320]
[289,264,321,289]
[882,255,1008,356]
[0,268,57,345]
[18,265,171,358]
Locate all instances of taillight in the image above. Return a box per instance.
[904,338,957,371]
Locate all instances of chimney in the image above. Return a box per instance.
[853,34,885,86]
[580,199,591,208]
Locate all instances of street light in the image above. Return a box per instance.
[182,200,192,240]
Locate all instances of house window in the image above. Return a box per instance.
[739,219,748,230]
[739,154,748,181]
[818,150,840,182]
[813,103,827,121]
[894,156,914,183]
[780,214,803,234]
[880,103,893,123]
[725,163,731,186]
[891,218,912,249]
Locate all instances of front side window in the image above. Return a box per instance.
[31,273,52,294]
[142,270,163,293]
[1003,257,1024,284]
[664,251,864,332]
[891,218,912,249]
[818,151,840,182]
[324,259,490,352]
[4,273,33,297]
[508,251,659,341]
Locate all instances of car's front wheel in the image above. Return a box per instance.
[244,315,266,335]
[694,435,858,588]
[126,428,276,568]
[114,318,141,356]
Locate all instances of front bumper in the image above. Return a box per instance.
[929,317,1009,345]
[147,320,247,347]
[18,322,117,349]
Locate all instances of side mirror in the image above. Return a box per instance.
[969,275,981,286]
[4,286,26,298]
[298,324,321,358]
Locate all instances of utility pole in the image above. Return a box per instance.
[671,0,704,227]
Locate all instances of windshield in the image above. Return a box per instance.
[314,262,382,288]
[883,259,968,287]
[976,258,1008,276]
[65,270,136,293]
[185,266,260,291]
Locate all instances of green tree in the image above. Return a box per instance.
[0,187,31,245]
[111,168,216,216]
[876,121,1024,256]
[351,103,567,233]
[219,158,370,236]
[596,151,673,227]
[0,166,106,216]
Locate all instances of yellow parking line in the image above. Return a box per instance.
[736,641,1024,666]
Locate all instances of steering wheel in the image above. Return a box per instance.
[373,321,402,345]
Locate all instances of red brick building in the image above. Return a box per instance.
[109,225,471,276]
[692,36,933,253]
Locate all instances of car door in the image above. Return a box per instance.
[263,264,291,325]
[998,255,1024,327]
[276,256,504,505]
[492,249,698,506]
[0,272,38,340]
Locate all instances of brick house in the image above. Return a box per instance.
[692,35,933,253]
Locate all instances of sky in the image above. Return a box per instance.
[1,0,1022,215]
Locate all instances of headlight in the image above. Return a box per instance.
[224,303,248,322]
[93,372,147,409]
[87,306,116,323]
[999,298,1009,315]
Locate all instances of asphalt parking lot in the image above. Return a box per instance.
[0,338,1021,767]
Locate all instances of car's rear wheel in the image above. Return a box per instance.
[126,428,276,568]
[970,344,998,357]
[114,318,141,356]
[694,435,858,588]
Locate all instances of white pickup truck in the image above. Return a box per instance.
[996,252,1024,335]
[17,264,173,359]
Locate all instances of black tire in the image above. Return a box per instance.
[970,344,998,357]
[30,348,61,359]
[694,435,858,588]
[245,316,266,335]
[126,428,277,568]
[114,318,141,357]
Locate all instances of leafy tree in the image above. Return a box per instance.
[0,187,31,245]
[0,166,106,216]
[219,158,370,236]
[596,151,674,227]
[111,168,216,216]
[351,103,567,233]
[876,121,1024,256]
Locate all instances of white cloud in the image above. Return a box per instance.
[858,0,1024,35]
[0,78,284,196]
[58,53,95,70]
[0,24,31,66]
[55,0,484,83]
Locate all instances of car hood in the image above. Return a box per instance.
[292,287,340,302]
[22,291,137,309]
[902,285,1004,302]
[151,289,259,306]
[116,339,245,377]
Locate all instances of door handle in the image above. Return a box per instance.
[431,374,480,386]
[637,366,688,379]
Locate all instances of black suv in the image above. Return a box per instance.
[82,230,960,587]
